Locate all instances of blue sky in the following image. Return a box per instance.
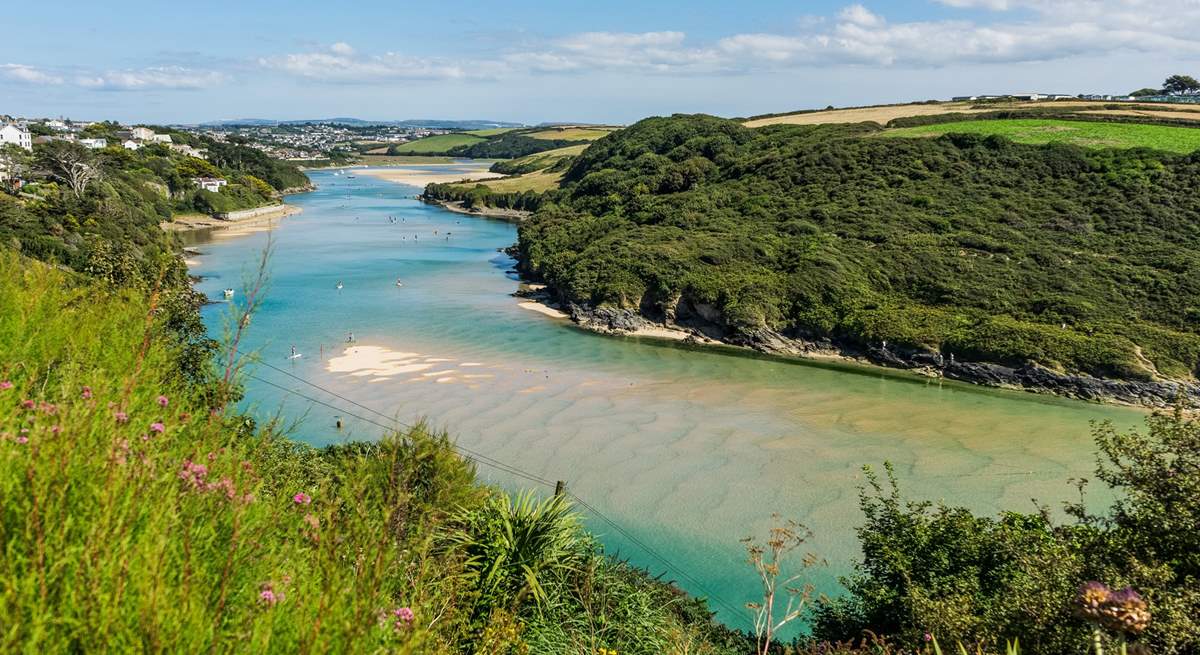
[3,0,1197,124]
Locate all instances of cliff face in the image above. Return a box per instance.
[556,296,1200,408]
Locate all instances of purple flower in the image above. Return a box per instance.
[82,386,93,399]
[157,395,169,407]
[293,493,312,505]
[16,435,28,445]
[149,422,165,433]
[21,399,34,410]
[114,411,128,423]
[0,380,13,390]
[259,589,277,606]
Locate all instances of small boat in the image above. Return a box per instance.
[223,289,235,299]
[287,353,303,360]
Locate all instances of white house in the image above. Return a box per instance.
[122,139,141,150]
[191,176,227,192]
[131,127,155,141]
[151,133,173,144]
[46,119,68,131]
[0,123,33,150]
[79,138,107,149]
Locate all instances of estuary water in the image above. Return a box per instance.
[193,167,1142,631]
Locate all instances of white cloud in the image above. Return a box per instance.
[0,63,63,85]
[258,2,1200,82]
[77,66,226,90]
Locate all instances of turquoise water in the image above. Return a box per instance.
[193,168,1142,632]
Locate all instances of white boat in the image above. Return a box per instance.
[223,289,235,299]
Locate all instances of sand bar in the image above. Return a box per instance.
[360,166,504,188]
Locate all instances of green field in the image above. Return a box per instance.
[389,133,485,154]
[526,127,617,141]
[886,118,1200,153]
[464,127,520,137]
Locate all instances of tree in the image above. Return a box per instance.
[1162,74,1200,96]
[1128,88,1161,97]
[35,141,101,199]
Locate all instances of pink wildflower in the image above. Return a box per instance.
[0,380,12,390]
[16,435,29,445]
[82,386,93,399]
[392,607,415,630]
[150,422,165,433]
[50,425,61,435]
[157,395,169,407]
[21,399,34,410]
[39,401,57,415]
[179,460,209,490]
[259,588,278,606]
[114,411,128,423]
[293,493,312,505]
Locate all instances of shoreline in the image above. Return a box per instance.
[422,197,531,221]
[162,204,303,234]
[513,287,1195,410]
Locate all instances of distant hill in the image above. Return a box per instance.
[197,118,526,129]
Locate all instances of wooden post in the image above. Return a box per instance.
[554,480,565,497]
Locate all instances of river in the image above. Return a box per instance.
[191,166,1142,632]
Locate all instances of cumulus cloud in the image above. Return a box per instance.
[259,2,1200,81]
[77,66,226,91]
[0,63,63,85]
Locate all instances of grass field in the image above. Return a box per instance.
[508,144,587,167]
[453,169,564,193]
[464,127,521,137]
[744,101,1200,129]
[885,118,1200,153]
[389,133,485,154]
[526,127,616,141]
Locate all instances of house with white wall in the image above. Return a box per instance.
[0,124,33,150]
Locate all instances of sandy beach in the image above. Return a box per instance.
[360,165,504,188]
[162,205,302,234]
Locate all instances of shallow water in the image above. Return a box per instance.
[194,168,1142,632]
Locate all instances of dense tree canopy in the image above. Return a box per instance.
[516,114,1200,383]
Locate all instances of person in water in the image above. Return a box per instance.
[347,331,354,343]
[290,345,297,358]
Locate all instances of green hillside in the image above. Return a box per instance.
[514,114,1200,385]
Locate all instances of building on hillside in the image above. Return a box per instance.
[0,123,33,150]
[122,140,141,150]
[131,127,155,141]
[79,138,107,149]
[46,119,69,131]
[169,143,206,158]
[151,133,173,144]
[191,176,227,192]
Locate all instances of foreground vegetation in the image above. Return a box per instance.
[0,253,751,653]
[510,114,1200,387]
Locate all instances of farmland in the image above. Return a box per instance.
[388,133,486,154]
[885,118,1200,153]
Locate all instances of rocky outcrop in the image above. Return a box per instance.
[555,297,1200,409]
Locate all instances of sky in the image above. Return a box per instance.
[2,0,1198,125]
